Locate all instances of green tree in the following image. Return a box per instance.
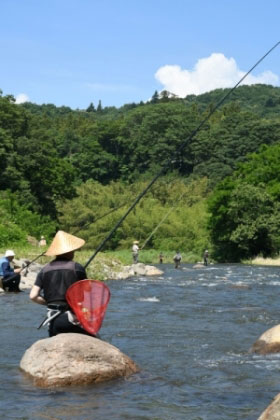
[97,100,103,113]
[86,102,96,112]
[208,143,280,261]
[150,90,159,104]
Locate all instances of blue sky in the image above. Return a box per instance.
[0,0,279,109]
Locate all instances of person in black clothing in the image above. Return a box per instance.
[203,250,209,266]
[30,230,94,337]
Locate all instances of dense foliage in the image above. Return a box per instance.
[208,144,280,262]
[57,177,210,255]
[0,84,280,258]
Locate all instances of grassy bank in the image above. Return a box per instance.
[247,256,280,266]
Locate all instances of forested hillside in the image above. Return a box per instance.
[1,84,280,260]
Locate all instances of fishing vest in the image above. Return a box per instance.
[0,257,8,277]
[36,260,83,304]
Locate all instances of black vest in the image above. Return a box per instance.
[37,259,86,304]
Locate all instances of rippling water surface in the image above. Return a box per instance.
[1,263,280,419]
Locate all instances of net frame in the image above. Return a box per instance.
[66,279,111,335]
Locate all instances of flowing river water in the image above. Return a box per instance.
[1,263,280,419]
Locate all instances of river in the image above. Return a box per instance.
[1,263,280,419]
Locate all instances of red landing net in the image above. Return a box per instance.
[66,279,111,335]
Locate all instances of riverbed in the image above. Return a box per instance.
[1,263,280,419]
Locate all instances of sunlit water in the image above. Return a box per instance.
[1,263,280,420]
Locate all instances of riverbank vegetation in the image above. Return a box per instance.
[1,84,280,262]
[0,244,203,281]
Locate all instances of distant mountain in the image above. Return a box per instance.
[185,84,280,118]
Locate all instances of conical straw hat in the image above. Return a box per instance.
[45,230,85,256]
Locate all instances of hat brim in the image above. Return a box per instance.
[45,231,85,256]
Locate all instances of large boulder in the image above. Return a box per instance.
[112,263,163,279]
[258,393,280,420]
[250,325,280,354]
[20,333,139,387]
[145,265,164,276]
[193,263,204,268]
[131,263,163,277]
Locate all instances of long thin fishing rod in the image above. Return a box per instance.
[4,204,123,282]
[85,41,280,269]
[71,202,126,235]
[21,251,46,271]
[174,41,280,157]
[84,171,165,268]
[141,192,185,250]
[9,202,127,279]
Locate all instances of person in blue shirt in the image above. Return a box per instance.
[0,250,21,292]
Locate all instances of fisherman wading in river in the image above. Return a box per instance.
[30,230,96,337]
[132,240,140,264]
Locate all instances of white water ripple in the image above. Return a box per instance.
[137,296,160,302]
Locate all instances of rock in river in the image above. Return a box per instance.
[250,324,280,355]
[258,393,280,420]
[20,333,139,387]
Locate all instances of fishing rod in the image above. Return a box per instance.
[71,202,127,235]
[21,251,46,274]
[141,192,186,250]
[84,41,280,269]
[1,202,128,287]
[2,202,128,282]
[1,251,46,286]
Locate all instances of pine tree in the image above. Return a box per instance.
[86,102,96,112]
[97,100,103,113]
[151,90,159,103]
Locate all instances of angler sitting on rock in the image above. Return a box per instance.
[0,250,21,292]
[30,230,95,337]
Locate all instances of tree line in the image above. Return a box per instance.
[0,84,280,260]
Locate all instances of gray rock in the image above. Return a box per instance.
[145,265,164,276]
[258,393,280,419]
[250,324,280,354]
[132,263,147,276]
[107,263,163,280]
[20,333,139,387]
[131,263,163,277]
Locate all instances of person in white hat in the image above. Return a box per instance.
[30,230,94,337]
[38,235,47,247]
[132,240,140,263]
[0,250,21,292]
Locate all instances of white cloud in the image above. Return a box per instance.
[155,53,279,97]
[15,93,30,104]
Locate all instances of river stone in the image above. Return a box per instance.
[258,393,280,420]
[144,265,163,276]
[131,263,147,276]
[20,333,139,387]
[250,324,280,354]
